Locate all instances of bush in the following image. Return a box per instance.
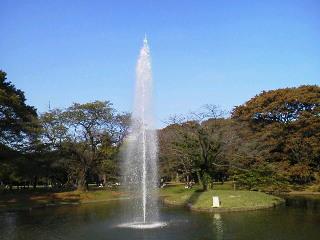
[235,166,289,193]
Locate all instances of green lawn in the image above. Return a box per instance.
[160,185,284,211]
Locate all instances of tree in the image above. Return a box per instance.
[232,85,320,185]
[40,101,130,191]
[0,70,38,188]
[161,105,227,191]
[0,70,38,149]
[98,113,130,185]
[159,123,200,183]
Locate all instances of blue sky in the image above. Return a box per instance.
[1,0,319,127]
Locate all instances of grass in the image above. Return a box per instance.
[1,183,284,213]
[0,188,126,211]
[160,185,284,212]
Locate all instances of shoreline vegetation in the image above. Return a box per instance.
[0,188,127,212]
[5,183,317,213]
[2,182,320,213]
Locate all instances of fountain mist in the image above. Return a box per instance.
[121,36,161,227]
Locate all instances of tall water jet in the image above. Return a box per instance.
[121,36,162,228]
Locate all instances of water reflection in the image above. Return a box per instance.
[0,212,17,239]
[0,196,319,240]
[212,213,223,240]
[285,195,320,211]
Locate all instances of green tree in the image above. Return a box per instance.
[162,105,227,191]
[96,113,130,185]
[159,123,200,183]
[0,70,38,188]
[0,70,38,149]
[40,101,129,191]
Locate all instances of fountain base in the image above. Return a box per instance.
[117,222,167,229]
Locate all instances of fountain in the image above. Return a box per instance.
[119,36,166,229]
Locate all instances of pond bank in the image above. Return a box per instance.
[1,186,285,213]
[286,191,320,195]
[0,189,126,212]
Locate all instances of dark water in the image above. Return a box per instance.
[0,196,319,240]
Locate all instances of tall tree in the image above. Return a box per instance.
[232,85,320,184]
[162,105,227,191]
[0,70,38,150]
[40,101,129,190]
[0,70,38,187]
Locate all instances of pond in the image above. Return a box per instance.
[0,196,319,240]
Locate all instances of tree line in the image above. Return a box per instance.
[1,69,319,192]
[0,70,129,191]
[159,86,320,192]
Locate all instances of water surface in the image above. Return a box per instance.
[1,196,319,240]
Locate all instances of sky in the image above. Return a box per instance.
[1,0,319,127]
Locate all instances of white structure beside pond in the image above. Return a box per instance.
[212,196,220,208]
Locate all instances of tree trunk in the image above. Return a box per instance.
[103,174,107,186]
[33,176,38,189]
[77,171,87,191]
[203,183,208,191]
[175,172,180,182]
[196,171,202,185]
[200,171,210,191]
[45,177,49,188]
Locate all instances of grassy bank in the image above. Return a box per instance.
[0,189,126,211]
[160,185,284,212]
[1,184,284,213]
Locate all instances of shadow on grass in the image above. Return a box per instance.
[184,189,204,206]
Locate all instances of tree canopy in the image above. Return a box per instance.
[0,70,38,151]
[231,85,320,187]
